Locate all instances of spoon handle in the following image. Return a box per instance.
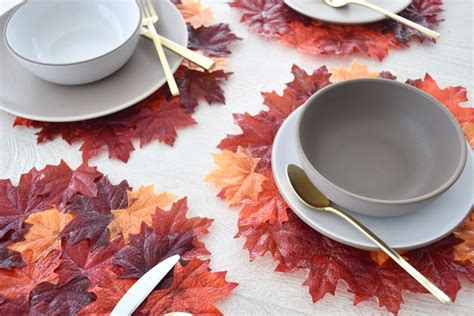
[325,206,451,304]
[351,0,440,40]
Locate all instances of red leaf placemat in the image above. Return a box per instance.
[0,162,237,314]
[206,60,474,314]
[13,1,241,163]
[229,0,443,60]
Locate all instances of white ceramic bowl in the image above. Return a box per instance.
[4,0,141,85]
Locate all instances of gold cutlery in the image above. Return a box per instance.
[324,0,441,40]
[138,0,180,96]
[286,164,451,304]
[141,30,215,71]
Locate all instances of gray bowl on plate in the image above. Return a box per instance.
[296,79,467,217]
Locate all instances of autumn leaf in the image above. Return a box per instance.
[0,250,60,300]
[150,197,213,259]
[454,211,474,263]
[370,252,390,266]
[0,294,29,315]
[114,223,195,278]
[175,66,232,112]
[56,238,123,287]
[177,0,214,29]
[29,276,95,315]
[206,147,267,206]
[182,50,228,72]
[78,269,134,315]
[330,60,379,81]
[108,185,176,243]
[9,208,73,261]
[0,245,25,270]
[188,23,241,56]
[140,258,237,315]
[62,177,130,249]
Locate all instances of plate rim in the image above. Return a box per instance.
[284,0,413,25]
[272,106,474,251]
[0,0,186,122]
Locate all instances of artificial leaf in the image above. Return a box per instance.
[175,67,232,112]
[0,294,28,315]
[78,269,134,315]
[108,185,176,243]
[382,0,443,44]
[0,245,25,270]
[150,197,213,259]
[238,170,288,227]
[218,112,280,169]
[56,238,123,286]
[62,177,130,249]
[330,60,379,81]
[454,211,474,263]
[113,223,195,278]
[177,0,214,29]
[0,161,95,242]
[206,147,267,206]
[188,23,241,57]
[9,208,73,261]
[0,250,60,300]
[140,258,237,315]
[29,276,95,315]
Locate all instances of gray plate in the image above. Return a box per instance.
[272,107,474,251]
[0,0,186,122]
[284,0,412,24]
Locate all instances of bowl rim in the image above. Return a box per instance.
[295,78,468,206]
[3,0,142,67]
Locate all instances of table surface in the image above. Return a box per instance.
[1,0,473,315]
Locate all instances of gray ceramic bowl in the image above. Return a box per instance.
[296,79,467,217]
[4,0,141,85]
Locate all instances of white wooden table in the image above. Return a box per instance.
[1,0,473,315]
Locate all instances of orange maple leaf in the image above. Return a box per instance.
[177,0,213,29]
[206,147,267,206]
[454,211,474,263]
[0,250,60,300]
[108,185,176,243]
[140,258,237,315]
[9,208,73,261]
[330,60,379,81]
[182,50,228,72]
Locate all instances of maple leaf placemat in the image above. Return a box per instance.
[206,60,473,314]
[229,0,443,60]
[0,161,237,314]
[12,0,241,163]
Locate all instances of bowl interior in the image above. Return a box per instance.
[298,79,466,202]
[6,0,140,64]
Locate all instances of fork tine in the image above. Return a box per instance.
[145,0,157,18]
[137,0,145,19]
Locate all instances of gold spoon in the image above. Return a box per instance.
[286,164,451,304]
[324,0,440,40]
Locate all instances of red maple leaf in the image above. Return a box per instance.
[0,161,99,242]
[29,276,95,315]
[228,0,305,37]
[113,223,195,278]
[0,245,25,270]
[176,67,232,112]
[56,238,123,287]
[0,294,29,315]
[150,197,213,259]
[62,177,130,249]
[140,257,238,315]
[188,23,242,56]
[78,269,134,315]
[382,0,444,44]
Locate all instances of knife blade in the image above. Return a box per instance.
[111,255,180,316]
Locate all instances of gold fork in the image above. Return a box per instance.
[138,0,180,96]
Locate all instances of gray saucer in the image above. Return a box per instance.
[0,0,186,122]
[272,106,474,251]
[284,0,412,24]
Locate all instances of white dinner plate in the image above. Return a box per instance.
[272,106,474,251]
[284,0,412,24]
[0,0,186,122]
